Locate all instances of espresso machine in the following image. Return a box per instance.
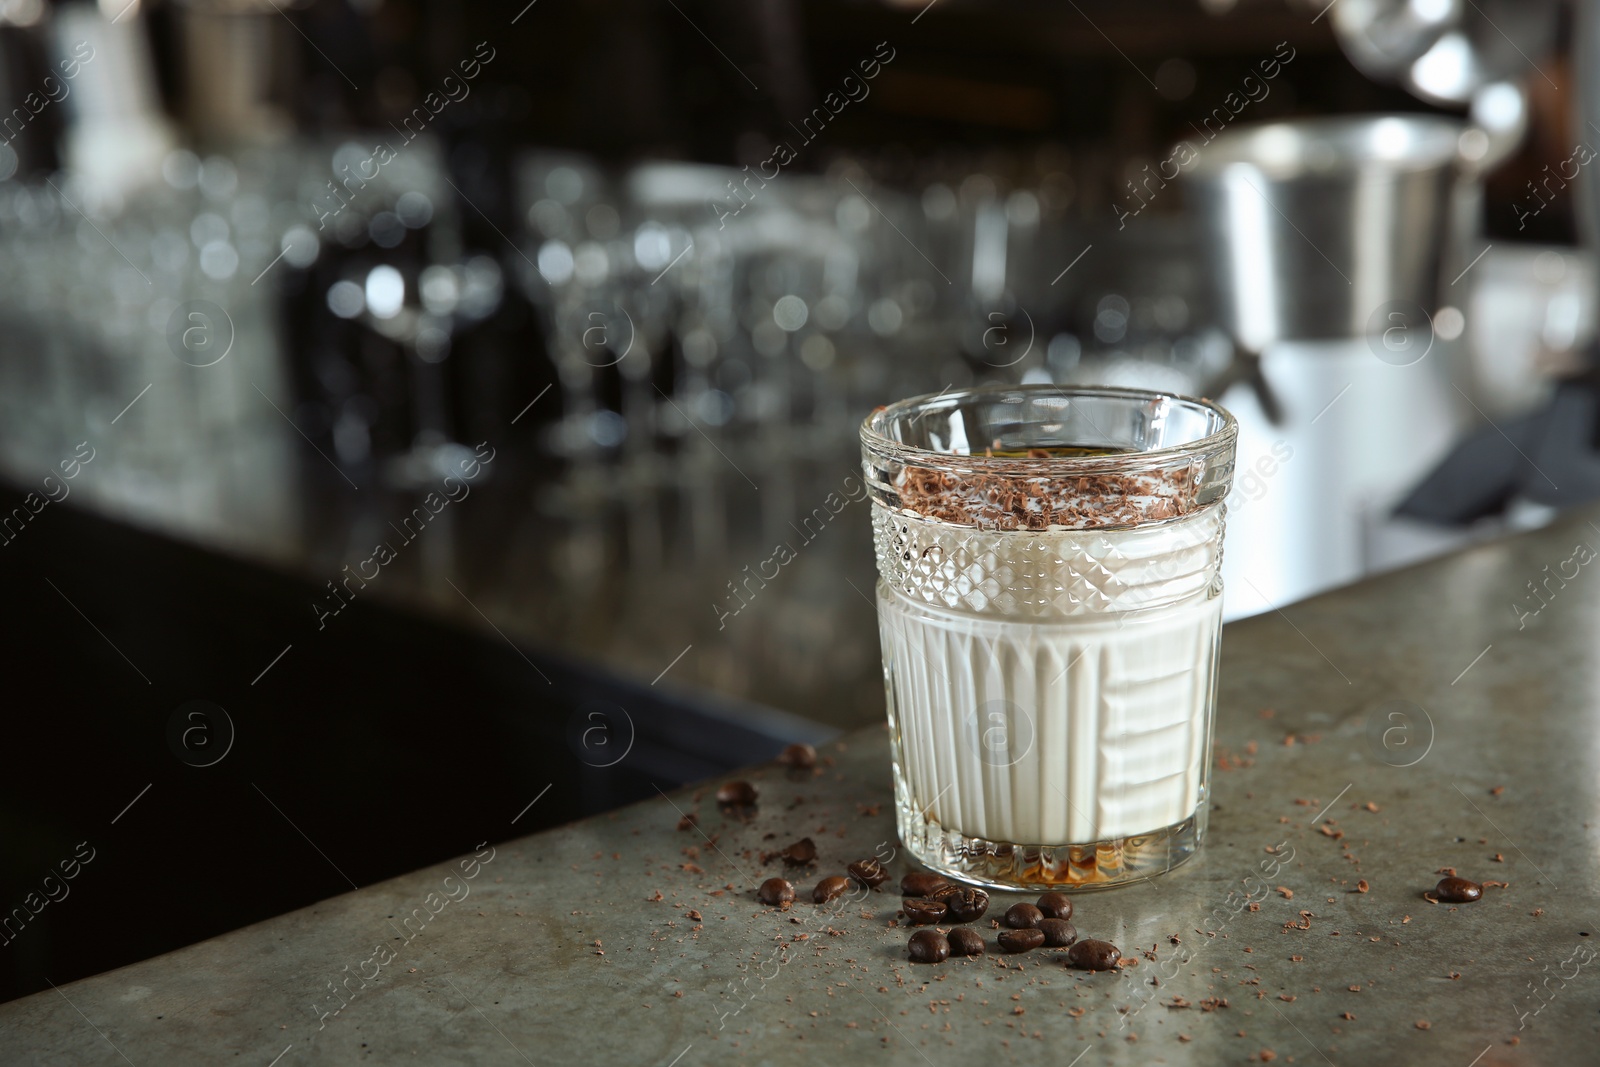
[1181,0,1577,614]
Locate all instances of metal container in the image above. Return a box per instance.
[1182,115,1466,353]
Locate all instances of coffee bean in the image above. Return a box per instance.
[813,876,850,904]
[902,898,948,925]
[777,743,816,769]
[1003,903,1044,929]
[931,885,989,923]
[1435,876,1483,903]
[716,780,757,806]
[908,929,949,963]
[847,858,889,889]
[780,837,817,866]
[901,872,950,897]
[1039,918,1078,947]
[997,927,1045,953]
[757,877,794,907]
[947,928,986,957]
[1065,939,1122,971]
[1036,892,1074,920]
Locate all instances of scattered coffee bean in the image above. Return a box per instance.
[813,876,850,904]
[902,898,948,925]
[947,928,986,957]
[1036,892,1074,920]
[1065,939,1122,971]
[847,858,889,889]
[777,743,816,769]
[1039,918,1078,947]
[780,837,817,866]
[908,929,950,963]
[1435,876,1483,903]
[716,780,757,806]
[1004,903,1044,929]
[901,872,950,897]
[757,877,794,907]
[932,885,989,923]
[997,927,1046,953]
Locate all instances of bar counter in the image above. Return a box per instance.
[2,504,1595,1066]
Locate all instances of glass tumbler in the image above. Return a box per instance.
[860,385,1238,890]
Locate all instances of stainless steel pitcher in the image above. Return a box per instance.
[1181,114,1469,354]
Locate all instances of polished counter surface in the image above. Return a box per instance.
[0,427,887,733]
[2,502,1596,1066]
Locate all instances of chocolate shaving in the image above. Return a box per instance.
[895,462,1196,531]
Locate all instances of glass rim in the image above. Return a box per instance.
[859,384,1238,474]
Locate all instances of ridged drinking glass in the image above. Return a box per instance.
[861,385,1238,890]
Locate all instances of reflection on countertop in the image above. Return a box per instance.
[0,412,887,731]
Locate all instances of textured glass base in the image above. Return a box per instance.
[897,797,1201,891]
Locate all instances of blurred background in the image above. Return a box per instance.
[3,0,1598,1003]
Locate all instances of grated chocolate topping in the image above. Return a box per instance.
[895,460,1196,531]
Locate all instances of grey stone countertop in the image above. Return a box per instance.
[3,505,1599,1067]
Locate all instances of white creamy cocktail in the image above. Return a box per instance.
[861,387,1237,890]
